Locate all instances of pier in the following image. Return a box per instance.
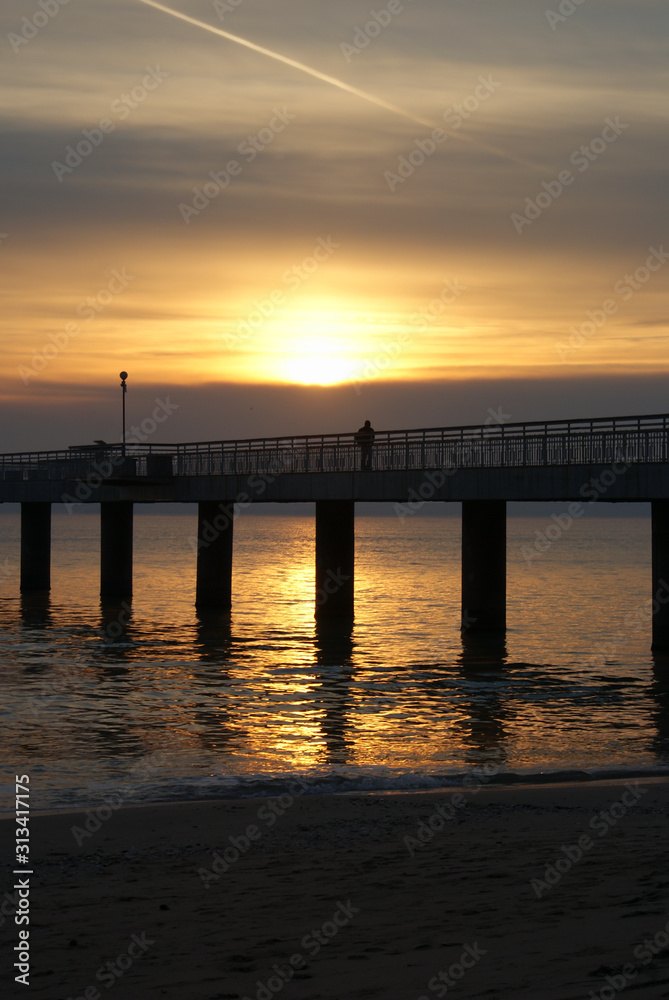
[2,412,669,647]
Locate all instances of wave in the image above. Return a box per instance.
[6,764,669,816]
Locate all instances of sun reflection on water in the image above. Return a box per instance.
[0,511,664,811]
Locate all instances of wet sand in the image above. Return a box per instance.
[2,778,669,999]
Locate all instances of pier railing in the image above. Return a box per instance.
[1,413,668,481]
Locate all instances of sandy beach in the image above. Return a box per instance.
[3,777,669,1000]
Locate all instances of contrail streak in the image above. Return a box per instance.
[136,0,434,129]
[136,0,544,171]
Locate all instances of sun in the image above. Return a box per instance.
[268,311,363,386]
[283,339,358,386]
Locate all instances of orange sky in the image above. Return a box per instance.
[1,0,668,444]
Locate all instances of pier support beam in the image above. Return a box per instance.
[461,500,506,632]
[651,501,669,651]
[315,501,354,620]
[100,502,133,598]
[195,501,234,610]
[20,502,51,592]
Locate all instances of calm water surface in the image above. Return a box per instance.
[1,511,668,813]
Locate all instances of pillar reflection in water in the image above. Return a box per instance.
[191,609,239,753]
[312,619,355,765]
[455,630,509,762]
[20,591,52,630]
[96,598,134,680]
[194,609,233,662]
[650,650,669,760]
[98,598,134,668]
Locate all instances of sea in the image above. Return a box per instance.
[2,509,668,815]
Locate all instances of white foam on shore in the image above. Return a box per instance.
[4,764,669,816]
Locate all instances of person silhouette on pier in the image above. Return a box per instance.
[354,420,375,469]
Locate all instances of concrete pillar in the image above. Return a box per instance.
[20,502,51,592]
[461,500,506,632]
[315,500,354,619]
[100,502,133,598]
[195,501,234,610]
[651,500,669,651]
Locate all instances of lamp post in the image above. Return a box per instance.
[119,371,128,456]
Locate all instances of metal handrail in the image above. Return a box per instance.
[1,413,668,480]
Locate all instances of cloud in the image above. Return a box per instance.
[2,371,669,454]
[1,0,667,404]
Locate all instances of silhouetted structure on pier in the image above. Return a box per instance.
[3,412,669,647]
